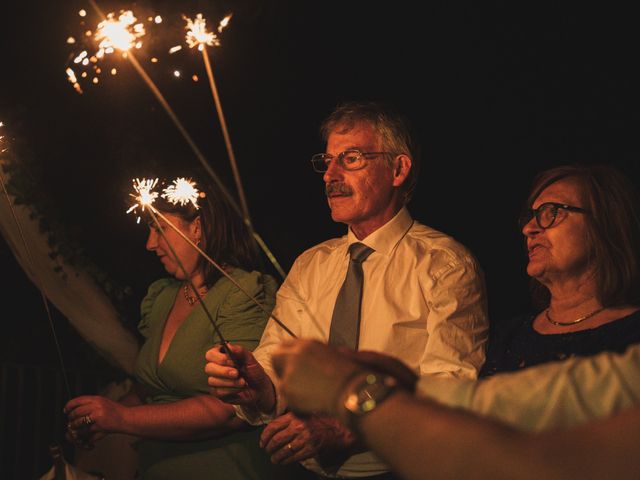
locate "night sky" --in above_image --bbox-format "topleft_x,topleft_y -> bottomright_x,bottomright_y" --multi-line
2,1 -> 639,369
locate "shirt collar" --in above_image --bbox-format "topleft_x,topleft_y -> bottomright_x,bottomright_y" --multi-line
346,207 -> 414,257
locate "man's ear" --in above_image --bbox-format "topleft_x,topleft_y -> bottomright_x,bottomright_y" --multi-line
392,154 -> 412,187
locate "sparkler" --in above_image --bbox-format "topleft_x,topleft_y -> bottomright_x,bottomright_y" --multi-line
126,177 -> 296,340
0,122 -> 72,399
162,177 -> 201,208
126,177 -> 159,223
69,1 -> 286,279
183,14 -> 255,243
182,13 -> 287,279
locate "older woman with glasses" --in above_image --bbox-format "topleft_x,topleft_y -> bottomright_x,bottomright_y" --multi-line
481,164 -> 640,377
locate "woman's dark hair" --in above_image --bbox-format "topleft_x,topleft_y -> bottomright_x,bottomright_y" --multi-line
153,176 -> 258,287
527,164 -> 640,308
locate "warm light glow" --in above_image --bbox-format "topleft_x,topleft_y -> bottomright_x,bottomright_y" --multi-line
162,177 -> 201,209
154,15 -> 162,24
173,70 -> 181,77
95,10 -> 146,53
127,178 -> 159,221
184,14 -> 218,50
218,14 -> 232,33
79,9 -> 87,17
169,45 -> 182,54
110,68 -> 117,75
65,67 -> 83,94
151,57 -> 158,63
192,74 -> 199,82
67,37 -> 76,44
73,51 -> 88,64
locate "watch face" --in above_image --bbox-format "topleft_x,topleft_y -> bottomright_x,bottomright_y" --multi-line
344,373 -> 397,415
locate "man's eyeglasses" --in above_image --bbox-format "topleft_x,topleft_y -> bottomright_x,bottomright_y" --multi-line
310,149 -> 395,173
519,202 -> 587,229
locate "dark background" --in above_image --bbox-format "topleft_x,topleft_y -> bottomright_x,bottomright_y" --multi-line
1,1 -> 639,476
1,0 -> 639,385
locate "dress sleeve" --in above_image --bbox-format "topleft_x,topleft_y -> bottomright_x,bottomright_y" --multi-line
419,252 -> 489,380
138,278 -> 174,338
417,342 -> 640,431
215,272 -> 278,351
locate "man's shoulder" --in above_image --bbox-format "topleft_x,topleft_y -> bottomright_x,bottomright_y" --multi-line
293,236 -> 346,265
407,221 -> 476,260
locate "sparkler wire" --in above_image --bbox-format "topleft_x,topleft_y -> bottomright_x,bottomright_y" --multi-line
0,165 -> 72,400
146,207 -> 241,371
88,0 -> 286,280
152,208 -> 296,339
148,205 -> 294,405
201,48 -> 252,231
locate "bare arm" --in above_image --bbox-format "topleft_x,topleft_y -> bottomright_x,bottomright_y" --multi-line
353,392 -> 640,480
272,339 -> 640,480
65,392 -> 248,443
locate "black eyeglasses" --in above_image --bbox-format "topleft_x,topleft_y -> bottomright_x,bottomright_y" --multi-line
519,202 -> 587,229
310,149 -> 395,173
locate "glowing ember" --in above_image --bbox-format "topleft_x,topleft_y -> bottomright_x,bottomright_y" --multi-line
65,67 -> 83,94
127,178 -> 159,221
218,14 -> 232,33
162,177 -> 201,208
95,10 -> 146,53
184,14 -> 218,51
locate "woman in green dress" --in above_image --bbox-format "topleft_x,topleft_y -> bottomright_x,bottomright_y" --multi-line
65,177 -> 308,479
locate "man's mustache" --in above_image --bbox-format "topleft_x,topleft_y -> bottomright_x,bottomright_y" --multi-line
325,183 -> 352,196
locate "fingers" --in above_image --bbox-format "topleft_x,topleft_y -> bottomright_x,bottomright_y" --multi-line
205,344 -> 248,389
271,439 -> 315,465
260,413 -> 292,449
63,395 -> 95,415
261,413 -> 321,465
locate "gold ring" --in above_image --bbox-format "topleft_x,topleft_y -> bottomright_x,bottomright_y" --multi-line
82,414 -> 95,426
287,443 -> 293,451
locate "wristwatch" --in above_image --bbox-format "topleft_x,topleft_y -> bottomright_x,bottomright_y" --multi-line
342,372 -> 399,422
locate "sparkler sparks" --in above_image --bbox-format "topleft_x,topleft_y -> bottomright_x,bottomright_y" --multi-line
127,178 -> 159,223
184,14 -> 216,51
65,8 -> 156,93
162,177 -> 201,209
184,13 -> 232,51
95,10 -> 146,53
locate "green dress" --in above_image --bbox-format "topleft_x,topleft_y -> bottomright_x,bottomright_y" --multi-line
133,270 -> 305,480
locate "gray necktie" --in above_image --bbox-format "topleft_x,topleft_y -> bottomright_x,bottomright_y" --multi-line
328,242 -> 374,350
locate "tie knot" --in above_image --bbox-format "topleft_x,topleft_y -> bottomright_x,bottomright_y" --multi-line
349,242 -> 374,264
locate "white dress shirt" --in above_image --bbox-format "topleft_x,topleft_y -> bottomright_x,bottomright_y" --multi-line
246,207 -> 489,477
418,342 -> 640,432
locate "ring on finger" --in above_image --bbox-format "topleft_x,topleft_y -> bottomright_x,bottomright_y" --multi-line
82,414 -> 95,426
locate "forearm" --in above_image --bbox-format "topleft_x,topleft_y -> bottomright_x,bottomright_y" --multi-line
354,392 -> 546,480
418,343 -> 640,432
121,395 -> 248,440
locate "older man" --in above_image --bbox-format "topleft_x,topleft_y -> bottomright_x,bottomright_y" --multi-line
205,102 -> 488,479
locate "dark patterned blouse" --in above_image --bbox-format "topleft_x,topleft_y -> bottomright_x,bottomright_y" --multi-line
480,309 -> 640,377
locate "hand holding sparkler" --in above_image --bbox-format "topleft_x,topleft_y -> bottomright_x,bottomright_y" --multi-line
205,343 -> 277,412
